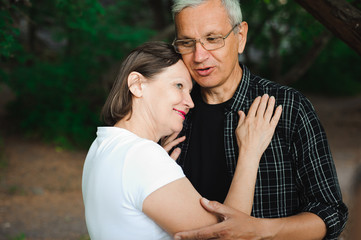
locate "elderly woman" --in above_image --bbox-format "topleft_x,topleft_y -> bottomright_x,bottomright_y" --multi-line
82,41 -> 281,239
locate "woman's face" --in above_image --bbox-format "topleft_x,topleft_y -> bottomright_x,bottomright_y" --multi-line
142,60 -> 194,138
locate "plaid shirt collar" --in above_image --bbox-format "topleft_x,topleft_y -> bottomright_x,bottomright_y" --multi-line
226,64 -> 251,113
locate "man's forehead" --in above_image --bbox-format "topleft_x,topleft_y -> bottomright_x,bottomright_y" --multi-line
175,6 -> 230,37
175,19 -> 231,38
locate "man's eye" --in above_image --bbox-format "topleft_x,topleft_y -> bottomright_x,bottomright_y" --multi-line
180,40 -> 194,47
206,36 -> 221,43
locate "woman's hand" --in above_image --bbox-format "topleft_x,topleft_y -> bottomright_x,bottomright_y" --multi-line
160,132 -> 185,161
236,94 -> 282,160
223,95 -> 282,213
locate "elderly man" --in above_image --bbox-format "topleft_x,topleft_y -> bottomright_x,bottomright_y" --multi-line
171,0 -> 348,239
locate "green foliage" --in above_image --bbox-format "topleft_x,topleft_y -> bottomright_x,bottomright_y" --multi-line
3,0 -> 155,149
0,2 -> 21,85
8,60 -> 101,148
241,0 -> 361,96
0,231 -> 27,240
243,0 -> 324,69
1,0 -> 360,149
0,3 -> 20,59
9,233 -> 26,240
293,39 -> 361,96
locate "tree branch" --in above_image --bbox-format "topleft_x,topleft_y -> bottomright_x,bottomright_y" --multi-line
295,0 -> 361,56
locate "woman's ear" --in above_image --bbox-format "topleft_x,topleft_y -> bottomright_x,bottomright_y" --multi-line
128,72 -> 144,97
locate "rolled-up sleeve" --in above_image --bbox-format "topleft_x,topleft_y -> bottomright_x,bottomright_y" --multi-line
293,96 -> 348,240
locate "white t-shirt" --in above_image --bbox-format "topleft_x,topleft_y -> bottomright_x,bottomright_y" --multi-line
82,127 -> 185,240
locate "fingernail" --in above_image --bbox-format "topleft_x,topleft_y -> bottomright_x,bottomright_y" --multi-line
174,236 -> 181,240
203,197 -> 210,203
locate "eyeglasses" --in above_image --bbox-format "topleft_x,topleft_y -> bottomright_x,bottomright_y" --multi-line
172,24 -> 239,54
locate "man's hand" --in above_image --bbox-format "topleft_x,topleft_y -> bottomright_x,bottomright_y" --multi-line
161,132 -> 185,160
174,198 -> 265,240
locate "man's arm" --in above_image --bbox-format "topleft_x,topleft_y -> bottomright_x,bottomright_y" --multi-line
291,96 -> 348,239
174,198 -> 327,240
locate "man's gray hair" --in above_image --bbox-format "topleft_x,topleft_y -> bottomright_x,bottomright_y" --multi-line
172,0 -> 243,26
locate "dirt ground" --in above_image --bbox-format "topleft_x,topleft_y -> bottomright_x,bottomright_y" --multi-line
0,85 -> 360,239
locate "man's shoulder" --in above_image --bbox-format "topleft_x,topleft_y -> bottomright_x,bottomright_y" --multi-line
248,74 -> 306,103
244,72 -> 317,118
250,74 -> 295,93
240,65 -> 300,97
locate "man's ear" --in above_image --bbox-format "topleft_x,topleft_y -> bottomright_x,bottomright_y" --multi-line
128,71 -> 144,98
237,21 -> 248,55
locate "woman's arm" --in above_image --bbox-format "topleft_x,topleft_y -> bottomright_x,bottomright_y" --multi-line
143,94 -> 282,235
143,177 -> 218,234
225,95 -> 282,214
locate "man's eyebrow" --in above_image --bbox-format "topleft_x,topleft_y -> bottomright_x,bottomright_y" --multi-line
176,34 -> 193,40
177,30 -> 221,39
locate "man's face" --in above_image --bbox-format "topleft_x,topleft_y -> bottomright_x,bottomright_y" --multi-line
175,0 -> 247,91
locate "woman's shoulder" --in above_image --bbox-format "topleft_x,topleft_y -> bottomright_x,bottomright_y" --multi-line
127,138 -> 171,164
96,127 -> 156,149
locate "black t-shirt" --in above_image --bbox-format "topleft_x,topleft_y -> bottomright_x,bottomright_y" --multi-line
182,96 -> 232,202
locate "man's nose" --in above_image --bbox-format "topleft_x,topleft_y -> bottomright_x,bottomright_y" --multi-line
193,41 -> 209,63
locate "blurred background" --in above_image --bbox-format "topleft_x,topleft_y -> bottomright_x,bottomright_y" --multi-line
0,0 -> 360,239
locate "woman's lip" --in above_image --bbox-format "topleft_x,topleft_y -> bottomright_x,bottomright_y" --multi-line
195,67 -> 214,76
173,108 -> 186,119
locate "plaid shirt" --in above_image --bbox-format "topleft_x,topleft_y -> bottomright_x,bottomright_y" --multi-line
177,64 -> 348,240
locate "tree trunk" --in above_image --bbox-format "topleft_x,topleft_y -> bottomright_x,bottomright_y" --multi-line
295,0 -> 361,56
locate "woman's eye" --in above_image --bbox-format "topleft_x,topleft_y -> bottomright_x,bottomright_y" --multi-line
176,83 -> 183,89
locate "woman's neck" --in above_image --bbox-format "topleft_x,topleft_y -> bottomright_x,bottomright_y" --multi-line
114,113 -> 159,142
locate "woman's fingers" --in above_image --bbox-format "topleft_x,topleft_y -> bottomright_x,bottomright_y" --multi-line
161,134 -> 185,161
249,95 -> 280,125
235,95 -> 282,158
247,96 -> 261,117
161,132 -> 185,152
237,110 -> 246,126
255,94 -> 269,118
270,105 -> 282,128
161,132 -> 178,147
169,147 -> 181,161
264,96 -> 276,122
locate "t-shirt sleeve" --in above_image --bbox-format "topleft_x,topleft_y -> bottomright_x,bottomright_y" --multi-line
122,140 -> 185,211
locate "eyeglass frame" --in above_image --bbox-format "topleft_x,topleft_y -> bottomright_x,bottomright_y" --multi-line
172,24 -> 239,54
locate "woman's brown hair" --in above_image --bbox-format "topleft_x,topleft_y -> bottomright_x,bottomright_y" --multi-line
101,41 -> 182,126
